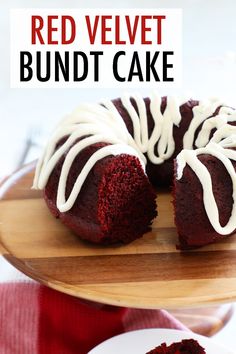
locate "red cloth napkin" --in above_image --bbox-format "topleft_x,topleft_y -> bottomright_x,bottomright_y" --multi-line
0,258 -> 188,354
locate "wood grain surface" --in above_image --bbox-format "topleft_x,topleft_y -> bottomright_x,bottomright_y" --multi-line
1,162 -> 236,309
170,304 -> 233,336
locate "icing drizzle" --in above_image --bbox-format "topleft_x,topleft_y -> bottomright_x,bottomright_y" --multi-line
176,125 -> 236,235
33,93 -> 236,235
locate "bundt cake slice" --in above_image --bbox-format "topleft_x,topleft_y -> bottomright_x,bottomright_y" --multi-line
44,141 -> 157,244
146,339 -> 206,354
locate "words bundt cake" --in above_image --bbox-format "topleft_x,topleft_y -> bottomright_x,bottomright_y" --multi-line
33,92 -> 236,248
146,338 -> 206,353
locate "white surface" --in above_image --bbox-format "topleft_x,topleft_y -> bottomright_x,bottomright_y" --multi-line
88,328 -> 234,354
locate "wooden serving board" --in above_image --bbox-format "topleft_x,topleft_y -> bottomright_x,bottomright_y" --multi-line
1,162 -> 236,309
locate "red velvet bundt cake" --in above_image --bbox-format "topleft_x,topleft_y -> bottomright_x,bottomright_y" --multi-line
146,338 -> 206,353
33,92 -> 236,247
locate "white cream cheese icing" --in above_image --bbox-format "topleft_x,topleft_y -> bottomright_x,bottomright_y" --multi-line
33,92 -> 236,227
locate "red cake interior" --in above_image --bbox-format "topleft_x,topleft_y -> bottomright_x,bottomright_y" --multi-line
98,154 -> 157,243
146,338 -> 206,354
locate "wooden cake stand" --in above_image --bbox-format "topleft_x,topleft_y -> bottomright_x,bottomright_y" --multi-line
0,162 -> 234,335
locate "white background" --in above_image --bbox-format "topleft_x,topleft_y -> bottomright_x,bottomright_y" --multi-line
0,0 -> 236,351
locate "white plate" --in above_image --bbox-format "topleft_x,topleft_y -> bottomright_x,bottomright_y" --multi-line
88,329 -> 234,354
